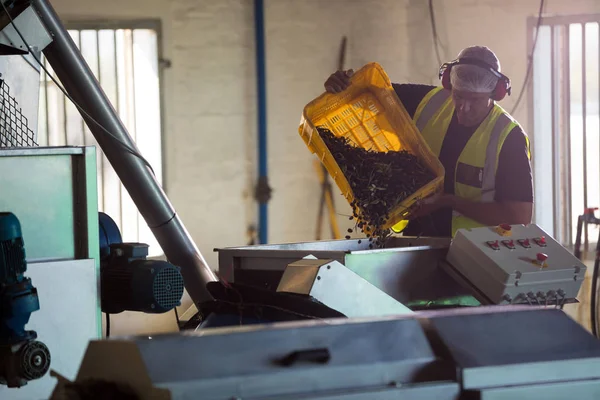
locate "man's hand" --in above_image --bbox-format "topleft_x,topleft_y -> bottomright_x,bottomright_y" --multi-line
324,69 -> 354,93
408,193 -> 454,220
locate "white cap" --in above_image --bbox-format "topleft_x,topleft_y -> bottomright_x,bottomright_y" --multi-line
450,46 -> 501,93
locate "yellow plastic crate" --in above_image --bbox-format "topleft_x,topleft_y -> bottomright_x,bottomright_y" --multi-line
298,62 -> 445,231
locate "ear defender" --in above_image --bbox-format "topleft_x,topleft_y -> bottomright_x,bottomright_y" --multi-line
438,58 -> 512,101
440,63 -> 452,91
491,76 -> 511,101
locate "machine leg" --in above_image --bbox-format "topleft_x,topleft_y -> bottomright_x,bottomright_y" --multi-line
575,215 -> 583,260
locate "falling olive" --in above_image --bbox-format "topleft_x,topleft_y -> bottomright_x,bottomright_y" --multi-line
316,126 -> 434,251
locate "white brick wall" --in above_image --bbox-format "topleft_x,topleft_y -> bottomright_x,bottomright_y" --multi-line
168,0 -> 250,266
48,0 -> 600,335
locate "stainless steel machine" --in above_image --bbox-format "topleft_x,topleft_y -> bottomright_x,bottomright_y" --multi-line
0,1 -> 598,399
214,223 -> 586,312
50,306 -> 600,400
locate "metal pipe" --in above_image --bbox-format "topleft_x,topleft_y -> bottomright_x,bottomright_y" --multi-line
129,29 -> 141,240
61,60 -> 67,145
43,57 -> 49,145
95,29 -> 105,212
113,29 -> 123,230
550,25 -> 558,237
582,24 -> 588,249
564,24 -> 572,246
254,0 -> 268,244
32,0 -> 217,304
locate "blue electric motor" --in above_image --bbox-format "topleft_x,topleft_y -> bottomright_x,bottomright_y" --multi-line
0,212 -> 50,388
99,212 -> 185,314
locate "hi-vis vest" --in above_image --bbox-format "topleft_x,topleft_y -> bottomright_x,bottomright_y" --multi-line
413,87 -> 530,237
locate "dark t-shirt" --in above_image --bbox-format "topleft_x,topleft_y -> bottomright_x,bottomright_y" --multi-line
392,83 -> 533,237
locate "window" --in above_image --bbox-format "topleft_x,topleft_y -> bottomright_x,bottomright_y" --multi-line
530,15 -> 599,252
37,21 -> 164,257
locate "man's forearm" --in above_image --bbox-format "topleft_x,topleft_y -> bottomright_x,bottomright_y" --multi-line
451,196 -> 533,226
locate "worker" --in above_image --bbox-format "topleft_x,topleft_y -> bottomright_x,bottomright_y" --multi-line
324,46 -> 533,238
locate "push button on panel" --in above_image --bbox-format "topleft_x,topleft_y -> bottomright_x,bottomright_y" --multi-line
534,252 -> 549,268
487,240 -> 500,250
533,236 -> 547,247
502,239 -> 515,249
517,238 -> 531,248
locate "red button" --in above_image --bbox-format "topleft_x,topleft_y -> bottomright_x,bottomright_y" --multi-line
487,240 -> 500,250
523,239 -> 530,246
500,224 -> 512,231
539,236 -> 546,245
537,253 -> 548,262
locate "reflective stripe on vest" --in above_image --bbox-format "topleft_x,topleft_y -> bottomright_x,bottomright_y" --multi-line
415,88 -> 451,132
481,113 -> 512,202
412,87 -> 523,237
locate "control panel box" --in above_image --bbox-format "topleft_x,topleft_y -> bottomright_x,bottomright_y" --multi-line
446,224 -> 586,305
